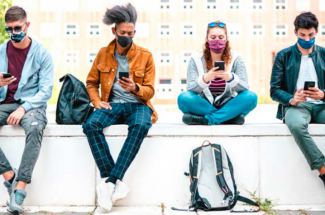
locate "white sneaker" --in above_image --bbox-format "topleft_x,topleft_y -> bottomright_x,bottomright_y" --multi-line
112,180 -> 130,203
96,180 -> 115,211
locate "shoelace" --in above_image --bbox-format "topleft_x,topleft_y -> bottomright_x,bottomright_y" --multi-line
15,192 -> 25,205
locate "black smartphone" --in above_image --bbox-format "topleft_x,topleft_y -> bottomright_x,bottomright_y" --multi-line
119,72 -> 129,80
214,61 -> 225,71
304,81 -> 315,90
2,73 -> 12,78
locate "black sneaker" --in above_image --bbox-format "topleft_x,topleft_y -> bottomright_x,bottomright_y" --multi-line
223,114 -> 245,125
319,174 -> 325,187
182,114 -> 209,125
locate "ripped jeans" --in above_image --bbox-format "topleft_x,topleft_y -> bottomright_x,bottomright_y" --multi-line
0,103 -> 47,183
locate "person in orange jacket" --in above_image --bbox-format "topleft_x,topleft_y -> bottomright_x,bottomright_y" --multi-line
82,3 -> 157,212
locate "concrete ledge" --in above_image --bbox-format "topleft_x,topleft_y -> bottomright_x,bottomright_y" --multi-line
0,124 -> 325,208
2,123 -> 325,137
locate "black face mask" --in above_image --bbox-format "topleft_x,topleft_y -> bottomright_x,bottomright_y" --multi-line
116,33 -> 133,48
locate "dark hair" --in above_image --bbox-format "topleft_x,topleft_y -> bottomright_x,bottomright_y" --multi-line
5,6 -> 27,23
103,3 -> 137,27
294,12 -> 318,32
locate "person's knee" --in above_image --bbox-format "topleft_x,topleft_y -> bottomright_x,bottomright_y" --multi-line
26,123 -> 44,137
239,91 -> 258,108
178,91 -> 196,110
286,119 -> 308,135
131,122 -> 151,134
83,120 -> 102,134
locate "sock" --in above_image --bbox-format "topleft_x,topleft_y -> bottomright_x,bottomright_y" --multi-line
8,173 -> 15,184
106,175 -> 118,184
320,173 -> 325,181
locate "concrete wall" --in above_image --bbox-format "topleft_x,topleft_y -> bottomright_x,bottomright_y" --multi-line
0,124 -> 324,207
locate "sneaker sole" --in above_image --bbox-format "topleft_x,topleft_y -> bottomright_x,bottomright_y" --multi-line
96,185 -> 112,212
7,207 -> 23,215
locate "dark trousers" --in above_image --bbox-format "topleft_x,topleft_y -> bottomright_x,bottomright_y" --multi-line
83,103 -> 152,179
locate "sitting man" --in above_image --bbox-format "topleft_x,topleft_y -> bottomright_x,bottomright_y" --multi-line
0,6 -> 54,214
270,12 -> 325,186
83,3 -> 158,212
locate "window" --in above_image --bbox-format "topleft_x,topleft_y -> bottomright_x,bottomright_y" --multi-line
206,0 -> 217,10
64,51 -> 79,66
181,23 -> 195,37
320,25 -> 325,37
296,0 -> 309,11
87,52 -> 97,66
160,0 -> 172,10
158,51 -> 173,65
134,0 -> 156,11
320,0 -> 325,11
180,79 -> 187,93
251,24 -> 265,37
40,23 -> 56,38
64,0 -> 79,11
14,0 -> 32,10
274,24 -> 288,37
229,0 -> 240,10
252,0 -> 263,10
181,0 -> 195,11
87,24 -> 102,37
228,24 -> 242,37
181,51 -> 193,65
65,24 -> 79,37
135,23 -> 150,38
274,0 -> 287,10
157,79 -> 174,99
158,23 -> 172,38
40,0 -> 59,11
87,0 -> 104,11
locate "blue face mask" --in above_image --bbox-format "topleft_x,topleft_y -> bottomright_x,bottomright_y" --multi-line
9,31 -> 27,43
297,37 -> 315,50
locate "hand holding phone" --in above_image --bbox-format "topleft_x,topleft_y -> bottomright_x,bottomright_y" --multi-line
304,81 -> 315,91
0,73 -> 16,87
119,72 -> 129,80
214,61 -> 225,71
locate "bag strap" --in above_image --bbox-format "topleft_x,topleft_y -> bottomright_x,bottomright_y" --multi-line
213,144 -> 234,201
237,195 -> 259,207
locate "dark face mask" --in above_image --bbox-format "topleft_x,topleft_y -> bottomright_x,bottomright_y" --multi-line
116,32 -> 133,48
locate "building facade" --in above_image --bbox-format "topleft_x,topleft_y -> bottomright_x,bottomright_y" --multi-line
12,0 -> 325,105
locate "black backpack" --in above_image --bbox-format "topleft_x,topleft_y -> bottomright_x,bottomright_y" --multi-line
56,74 -> 94,125
172,141 -> 259,212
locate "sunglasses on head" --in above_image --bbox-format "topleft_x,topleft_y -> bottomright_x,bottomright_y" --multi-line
5,23 -> 26,33
208,22 -> 226,28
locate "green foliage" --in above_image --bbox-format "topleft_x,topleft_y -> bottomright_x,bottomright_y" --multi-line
247,190 -> 277,215
257,95 -> 276,104
0,0 -> 12,44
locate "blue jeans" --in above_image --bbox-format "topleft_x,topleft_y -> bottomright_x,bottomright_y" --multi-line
83,103 -> 152,179
178,91 -> 258,125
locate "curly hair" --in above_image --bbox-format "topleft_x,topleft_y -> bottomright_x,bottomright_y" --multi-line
203,21 -> 232,71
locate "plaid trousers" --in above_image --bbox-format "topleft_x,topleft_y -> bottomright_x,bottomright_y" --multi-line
83,103 -> 152,179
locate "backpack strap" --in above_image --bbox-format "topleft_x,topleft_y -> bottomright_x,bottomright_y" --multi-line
237,195 -> 259,207
212,144 -> 234,207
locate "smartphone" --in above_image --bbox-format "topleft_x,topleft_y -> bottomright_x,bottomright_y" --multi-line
2,73 -> 12,78
119,72 -> 129,80
304,81 -> 315,90
214,61 -> 225,71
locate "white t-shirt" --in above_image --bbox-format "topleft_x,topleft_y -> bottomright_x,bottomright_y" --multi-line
296,55 -> 324,104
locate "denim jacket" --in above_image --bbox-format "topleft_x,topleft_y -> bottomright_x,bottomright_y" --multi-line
0,39 -> 54,111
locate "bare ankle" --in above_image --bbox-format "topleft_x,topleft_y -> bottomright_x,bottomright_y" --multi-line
2,170 -> 14,181
318,165 -> 325,176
